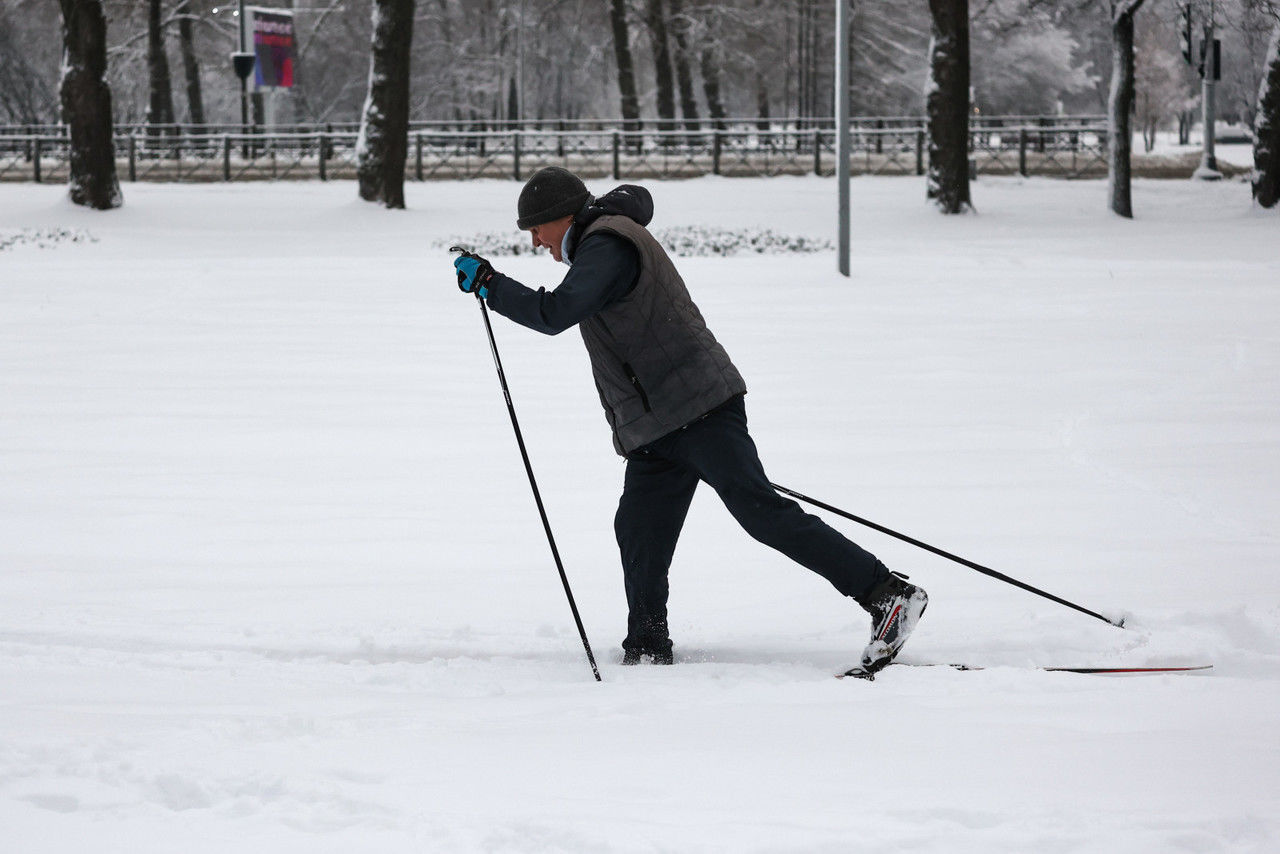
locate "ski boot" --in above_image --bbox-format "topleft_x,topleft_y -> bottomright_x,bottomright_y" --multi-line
856,570 -> 928,677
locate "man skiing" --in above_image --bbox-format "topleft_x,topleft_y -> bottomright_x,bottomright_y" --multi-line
453,166 -> 927,675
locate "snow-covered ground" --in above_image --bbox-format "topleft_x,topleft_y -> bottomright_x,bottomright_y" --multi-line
2,175 -> 1278,852
1146,127 -> 1255,169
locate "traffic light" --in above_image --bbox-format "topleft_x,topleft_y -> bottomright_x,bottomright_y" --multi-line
1197,34 -> 1222,80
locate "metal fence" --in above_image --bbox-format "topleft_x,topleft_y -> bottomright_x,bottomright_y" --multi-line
0,115 -> 1106,139
0,122 -> 1110,184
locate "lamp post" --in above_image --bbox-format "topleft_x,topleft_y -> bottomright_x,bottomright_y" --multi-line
230,0 -> 255,132
835,0 -> 850,277
1193,1 -> 1223,180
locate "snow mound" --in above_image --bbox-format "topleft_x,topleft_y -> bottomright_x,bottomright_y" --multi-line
439,226 -> 832,258
3,177 -> 1278,854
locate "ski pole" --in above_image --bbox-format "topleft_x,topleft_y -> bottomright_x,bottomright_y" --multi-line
770,482 -> 1126,629
462,259 -> 602,681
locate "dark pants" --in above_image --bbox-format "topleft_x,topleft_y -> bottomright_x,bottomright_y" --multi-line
614,396 -> 888,655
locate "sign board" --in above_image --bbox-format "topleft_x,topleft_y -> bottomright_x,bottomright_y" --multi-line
248,7 -> 295,90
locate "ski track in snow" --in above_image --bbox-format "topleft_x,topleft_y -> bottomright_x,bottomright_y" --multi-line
1,176 -> 1278,853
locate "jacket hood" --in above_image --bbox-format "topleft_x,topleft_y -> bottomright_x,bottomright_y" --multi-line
567,184 -> 653,260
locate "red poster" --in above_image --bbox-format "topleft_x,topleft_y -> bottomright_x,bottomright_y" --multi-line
250,8 -> 295,89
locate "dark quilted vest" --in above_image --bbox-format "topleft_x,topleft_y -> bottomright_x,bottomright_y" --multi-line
578,215 -> 746,455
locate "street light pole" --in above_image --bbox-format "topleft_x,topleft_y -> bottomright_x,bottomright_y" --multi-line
229,1 -> 256,155
835,0 -> 851,277
1194,1 -> 1223,180
229,0 -> 256,131
238,0 -> 247,128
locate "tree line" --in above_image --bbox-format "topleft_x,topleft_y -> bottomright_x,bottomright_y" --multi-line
6,1 -> 1274,126
19,0 -> 1280,210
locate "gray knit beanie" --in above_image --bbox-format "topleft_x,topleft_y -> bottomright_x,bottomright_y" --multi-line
516,166 -> 592,229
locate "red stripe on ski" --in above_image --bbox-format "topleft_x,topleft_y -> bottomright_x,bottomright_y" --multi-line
838,663 -> 1213,679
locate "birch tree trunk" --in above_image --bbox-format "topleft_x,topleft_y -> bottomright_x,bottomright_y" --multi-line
1252,21 -> 1280,208
1107,0 -> 1143,218
58,0 -> 121,210
926,0 -> 971,213
356,0 -> 415,209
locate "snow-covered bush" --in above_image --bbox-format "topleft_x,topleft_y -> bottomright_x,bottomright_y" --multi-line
439,227 -> 833,258
0,228 -> 97,252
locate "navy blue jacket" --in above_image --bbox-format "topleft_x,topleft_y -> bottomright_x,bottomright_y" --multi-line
485,233 -> 639,335
484,185 -> 745,454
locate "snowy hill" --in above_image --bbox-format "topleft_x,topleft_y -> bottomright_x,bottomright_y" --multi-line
2,176 -> 1278,852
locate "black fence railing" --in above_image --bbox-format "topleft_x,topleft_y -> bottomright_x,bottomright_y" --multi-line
0,115 -> 1107,139
0,124 -> 1111,184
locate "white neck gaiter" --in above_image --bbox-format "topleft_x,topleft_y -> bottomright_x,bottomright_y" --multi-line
560,227 -> 574,266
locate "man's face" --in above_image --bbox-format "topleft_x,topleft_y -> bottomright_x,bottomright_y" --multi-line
525,215 -> 574,262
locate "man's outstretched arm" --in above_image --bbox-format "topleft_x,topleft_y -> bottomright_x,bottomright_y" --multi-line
484,233 -> 640,335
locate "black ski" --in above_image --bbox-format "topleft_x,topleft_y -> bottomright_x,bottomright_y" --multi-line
837,662 -> 1213,680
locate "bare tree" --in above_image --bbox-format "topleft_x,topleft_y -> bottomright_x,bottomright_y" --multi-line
797,0 -> 814,123
0,1 -> 60,123
8,0 -> 1129,133
755,71 -> 770,130
699,47 -> 727,128
357,0 -> 415,209
292,0 -> 371,122
849,1 -> 929,115
1108,0 -> 1146,218
969,0 -> 1092,115
175,0 -> 204,126
667,0 -> 701,131
645,0 -> 678,132
608,0 -> 642,127
926,0 -> 972,213
1135,13 -> 1188,153
59,0 -> 122,209
696,8 -> 728,130
146,0 -> 175,129
1254,19 -> 1280,206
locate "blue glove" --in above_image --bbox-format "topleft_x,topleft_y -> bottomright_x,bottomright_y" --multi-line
453,251 -> 496,299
